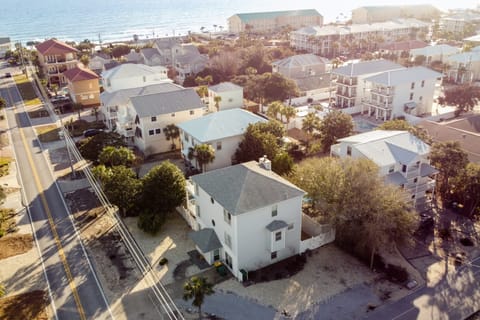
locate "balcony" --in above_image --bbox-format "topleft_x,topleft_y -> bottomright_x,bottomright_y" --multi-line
336,77 -> 358,86
362,99 -> 392,110
336,89 -> 355,98
370,87 -> 394,96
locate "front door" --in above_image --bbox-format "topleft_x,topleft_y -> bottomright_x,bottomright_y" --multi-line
213,249 -> 220,261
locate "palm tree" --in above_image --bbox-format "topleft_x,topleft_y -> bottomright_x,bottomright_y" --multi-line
266,101 -> 283,121
72,102 -> 83,120
193,144 -> 215,172
164,124 -> 180,150
281,105 -> 296,128
213,96 -> 222,111
183,276 -> 214,320
302,112 -> 321,147
0,97 -> 6,111
213,24 -> 217,32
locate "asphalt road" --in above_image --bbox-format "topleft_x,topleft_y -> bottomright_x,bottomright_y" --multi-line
1,66 -> 113,320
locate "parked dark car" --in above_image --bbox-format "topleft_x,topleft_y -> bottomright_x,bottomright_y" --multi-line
83,129 -> 103,137
4,72 -> 11,78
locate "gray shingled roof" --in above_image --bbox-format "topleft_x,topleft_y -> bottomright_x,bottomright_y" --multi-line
189,228 -> 222,253
420,163 -> 438,177
191,161 -> 305,216
209,82 -> 243,93
130,88 -> 204,117
332,60 -> 404,77
266,220 -> 288,232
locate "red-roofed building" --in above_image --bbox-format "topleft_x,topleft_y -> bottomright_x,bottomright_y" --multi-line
63,67 -> 100,106
36,39 -> 79,86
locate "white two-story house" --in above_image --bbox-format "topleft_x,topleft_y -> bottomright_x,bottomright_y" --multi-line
185,158 -> 306,281
101,63 -> 171,93
331,130 -> 438,207
331,60 -> 404,113
177,109 -> 267,171
120,88 -> 205,155
207,82 -> 244,112
361,66 -> 442,121
100,82 -> 184,130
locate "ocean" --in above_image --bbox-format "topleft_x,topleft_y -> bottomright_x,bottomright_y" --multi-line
0,0 -> 475,45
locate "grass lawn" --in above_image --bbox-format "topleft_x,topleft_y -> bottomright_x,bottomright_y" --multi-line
35,125 -> 60,143
0,157 -> 11,177
0,290 -> 48,320
13,75 -> 41,106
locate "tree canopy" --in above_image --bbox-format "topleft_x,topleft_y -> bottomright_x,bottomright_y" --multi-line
319,111 -> 354,152
92,165 -> 142,216
189,144 -> 216,172
78,132 -> 126,162
98,146 -> 135,167
429,141 -> 469,203
289,157 -> 417,268
377,119 -> 432,144
232,72 -> 298,104
437,84 -> 480,117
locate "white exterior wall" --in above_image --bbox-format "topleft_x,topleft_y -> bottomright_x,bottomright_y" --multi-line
192,180 -> 303,281
180,133 -> 242,171
131,106 -> 203,155
234,197 -> 302,280
208,90 -> 244,111
390,78 -> 437,117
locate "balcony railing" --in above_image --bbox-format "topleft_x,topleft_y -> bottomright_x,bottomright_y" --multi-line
370,88 -> 394,96
336,78 -> 358,86
362,100 -> 392,110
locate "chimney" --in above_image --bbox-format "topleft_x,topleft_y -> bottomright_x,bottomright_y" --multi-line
259,155 -> 271,171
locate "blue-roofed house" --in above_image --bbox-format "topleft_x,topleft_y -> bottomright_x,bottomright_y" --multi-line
330,130 -> 437,207
228,9 -> 323,34
177,108 -> 267,171
207,82 -> 244,111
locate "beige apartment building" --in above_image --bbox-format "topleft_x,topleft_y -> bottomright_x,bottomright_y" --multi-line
228,9 -> 323,33
36,39 -> 79,86
352,5 -> 440,24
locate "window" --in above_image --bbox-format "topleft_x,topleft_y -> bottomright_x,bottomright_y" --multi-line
271,251 -> 277,259
419,96 -> 423,102
271,205 -> 278,217
190,110 -> 194,115
224,232 -> 232,248
225,252 -> 232,268
347,146 -> 352,156
155,128 -> 161,134
275,231 -> 282,241
421,80 -> 425,87
287,223 -> 294,230
216,141 -> 222,150
143,76 -> 146,82
413,178 -> 418,183
224,209 -> 231,225
151,116 -> 157,122
211,197 -> 214,204
211,219 -> 215,226
171,113 -> 175,117
196,205 -> 200,217
409,93 -> 414,100
411,194 -> 416,199
402,165 -> 407,172
388,165 -> 394,173
184,132 -> 189,142
148,129 -> 154,136
411,82 -> 415,89
194,183 -> 199,196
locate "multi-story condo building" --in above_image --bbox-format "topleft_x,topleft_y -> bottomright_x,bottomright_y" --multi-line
291,19 -> 430,57
0,37 -> 11,59
445,50 -> 480,84
207,82 -> 244,112
331,130 -> 438,207
330,59 -> 404,112
439,10 -> 480,36
36,39 -> 79,86
352,5 -> 440,24
361,66 -> 442,121
228,9 -> 323,34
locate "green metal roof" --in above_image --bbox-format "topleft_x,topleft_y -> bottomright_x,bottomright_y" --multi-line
232,9 -> 321,23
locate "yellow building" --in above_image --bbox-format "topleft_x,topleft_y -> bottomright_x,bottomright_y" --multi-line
63,67 -> 100,107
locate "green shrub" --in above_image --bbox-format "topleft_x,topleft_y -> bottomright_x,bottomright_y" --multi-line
385,264 -> 409,283
137,211 -> 165,235
159,257 -> 168,266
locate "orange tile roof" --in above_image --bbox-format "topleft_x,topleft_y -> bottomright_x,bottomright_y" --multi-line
63,67 -> 99,82
36,39 -> 79,55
